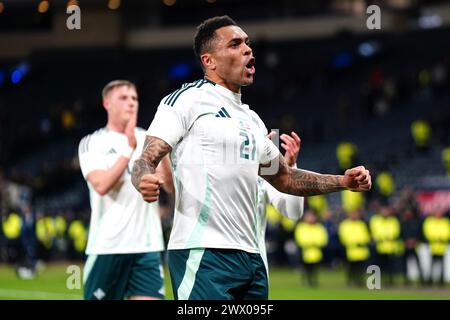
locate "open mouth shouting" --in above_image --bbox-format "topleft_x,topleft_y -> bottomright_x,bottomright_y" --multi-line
245,57 -> 256,75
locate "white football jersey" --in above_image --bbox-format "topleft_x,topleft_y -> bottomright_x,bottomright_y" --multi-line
78,127 -> 164,254
147,79 -> 280,253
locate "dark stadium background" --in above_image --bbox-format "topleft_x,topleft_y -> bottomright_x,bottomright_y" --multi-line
0,0 -> 449,300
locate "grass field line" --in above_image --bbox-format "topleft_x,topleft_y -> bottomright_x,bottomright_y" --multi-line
0,288 -> 82,300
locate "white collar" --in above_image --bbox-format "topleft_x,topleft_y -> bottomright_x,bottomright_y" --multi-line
212,82 -> 242,105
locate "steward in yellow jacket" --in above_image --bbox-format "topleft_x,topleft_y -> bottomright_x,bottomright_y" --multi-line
338,210 -> 371,287
370,205 -> 402,285
423,210 -> 450,285
295,211 -> 328,287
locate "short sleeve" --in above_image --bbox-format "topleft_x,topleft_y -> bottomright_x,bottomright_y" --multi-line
146,101 -> 187,148
78,136 -> 108,179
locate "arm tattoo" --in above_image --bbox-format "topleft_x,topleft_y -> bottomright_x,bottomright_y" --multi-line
131,136 -> 171,191
261,155 -> 345,196
286,168 -> 344,196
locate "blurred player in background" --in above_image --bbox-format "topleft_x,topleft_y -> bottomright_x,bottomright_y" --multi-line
257,131 -> 304,275
132,16 -> 371,300
78,80 -> 173,300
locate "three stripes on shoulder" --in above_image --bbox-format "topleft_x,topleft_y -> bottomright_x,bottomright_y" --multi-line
163,79 -> 210,107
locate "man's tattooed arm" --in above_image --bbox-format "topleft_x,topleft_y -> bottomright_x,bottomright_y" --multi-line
260,154 -> 345,196
131,136 -> 172,191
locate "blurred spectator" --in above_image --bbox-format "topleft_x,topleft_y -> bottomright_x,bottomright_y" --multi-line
265,204 -> 282,265
442,147 -> 450,177
280,213 -> 298,267
422,210 -> 450,286
418,69 -> 432,98
67,218 -> 87,261
54,213 -> 68,259
321,211 -> 341,268
396,186 -> 420,216
307,195 -> 328,217
336,142 -> 357,173
2,210 -> 22,264
295,211 -> 328,287
400,208 -> 425,286
19,205 -> 37,276
338,210 -> 371,287
341,190 -> 365,216
1,174 -> 32,213
374,171 -> 396,203
369,205 -> 403,286
411,120 -> 431,153
35,212 -> 56,262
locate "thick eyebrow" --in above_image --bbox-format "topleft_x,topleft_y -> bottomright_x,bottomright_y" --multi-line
227,36 -> 250,45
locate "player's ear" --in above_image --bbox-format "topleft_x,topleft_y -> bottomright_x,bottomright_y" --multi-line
201,53 -> 216,71
102,98 -> 110,111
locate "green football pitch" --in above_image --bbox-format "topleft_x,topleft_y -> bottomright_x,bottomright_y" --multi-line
0,263 -> 449,300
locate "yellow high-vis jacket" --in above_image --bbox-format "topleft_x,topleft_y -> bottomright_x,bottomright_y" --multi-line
370,214 -> 403,255
423,216 -> 450,256
339,219 -> 371,262
2,212 -> 22,240
295,222 -> 328,264
68,220 -> 87,253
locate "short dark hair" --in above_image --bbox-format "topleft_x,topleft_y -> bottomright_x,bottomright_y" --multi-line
193,15 -> 237,65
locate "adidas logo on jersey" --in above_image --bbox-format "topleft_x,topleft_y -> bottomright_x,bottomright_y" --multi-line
107,148 -> 117,154
215,107 -> 231,118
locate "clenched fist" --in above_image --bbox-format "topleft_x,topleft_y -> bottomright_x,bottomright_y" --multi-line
342,166 -> 372,192
139,173 -> 164,202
